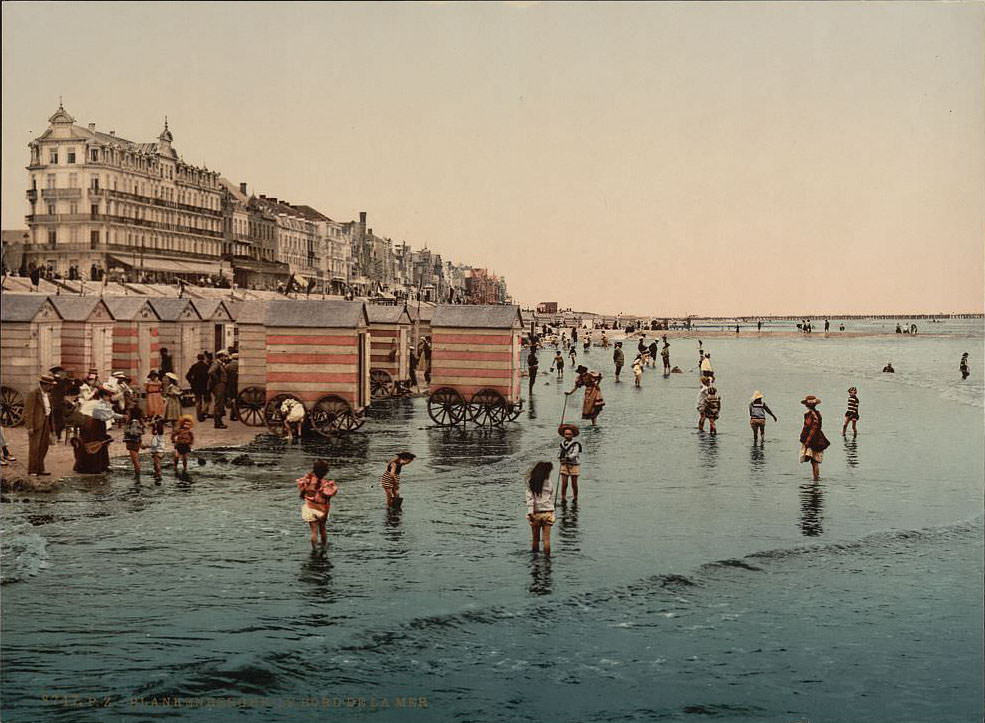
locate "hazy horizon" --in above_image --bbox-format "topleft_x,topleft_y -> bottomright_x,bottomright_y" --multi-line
2,2 -> 983,316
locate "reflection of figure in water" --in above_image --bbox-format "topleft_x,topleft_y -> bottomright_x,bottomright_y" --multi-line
297,458 -> 338,549
748,391 -> 777,443
960,353 -> 969,380
842,386 -> 860,436
567,365 -> 604,427
799,482 -> 824,537
529,554 -> 553,596
843,435 -> 859,468
525,461 -> 555,555
381,452 -> 416,508
799,395 -> 829,482
557,497 -> 579,549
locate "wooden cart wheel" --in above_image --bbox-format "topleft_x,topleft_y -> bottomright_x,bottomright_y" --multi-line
506,399 -> 523,422
0,386 -> 25,427
426,387 -> 467,427
237,386 -> 267,427
468,388 -> 508,427
310,394 -> 364,436
264,393 -> 304,435
370,368 -> 394,399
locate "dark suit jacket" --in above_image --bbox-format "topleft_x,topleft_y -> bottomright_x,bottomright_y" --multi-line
23,387 -> 52,434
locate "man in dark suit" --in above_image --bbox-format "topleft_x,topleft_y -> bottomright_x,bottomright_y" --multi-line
25,374 -> 56,476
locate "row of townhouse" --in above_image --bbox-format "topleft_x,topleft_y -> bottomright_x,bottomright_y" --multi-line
11,104 -> 508,303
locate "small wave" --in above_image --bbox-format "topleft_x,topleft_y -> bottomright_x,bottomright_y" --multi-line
1,520 -> 49,584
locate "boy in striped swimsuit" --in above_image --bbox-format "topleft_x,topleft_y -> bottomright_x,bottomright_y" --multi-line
842,387 -> 860,436
382,452 -> 416,508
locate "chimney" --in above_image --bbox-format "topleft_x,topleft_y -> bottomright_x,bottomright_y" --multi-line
239,182 -> 247,195
359,211 -> 367,224
109,130 -> 115,136
88,122 -> 96,132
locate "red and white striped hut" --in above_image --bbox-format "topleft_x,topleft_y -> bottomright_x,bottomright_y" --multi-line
236,299 -> 371,435
48,296 -> 115,381
104,297 -> 161,384
0,295 -> 62,426
366,304 -> 412,398
427,305 -> 524,427
190,298 -> 236,356
146,299 -> 203,379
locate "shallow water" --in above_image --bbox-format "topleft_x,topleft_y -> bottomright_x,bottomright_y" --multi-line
2,321 -> 982,722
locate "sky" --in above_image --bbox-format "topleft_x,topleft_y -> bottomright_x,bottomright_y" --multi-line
2,1 -> 983,316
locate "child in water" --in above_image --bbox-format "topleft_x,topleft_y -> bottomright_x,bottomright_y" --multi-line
381,452 -> 416,508
632,355 -> 644,387
148,418 -> 166,480
526,461 -> 555,554
701,386 -> 721,435
553,350 -> 565,379
297,458 -> 338,548
842,386 -> 860,436
171,415 -> 195,473
123,406 -> 144,476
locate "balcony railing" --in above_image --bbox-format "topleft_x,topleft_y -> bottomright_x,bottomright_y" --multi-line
41,188 -> 83,200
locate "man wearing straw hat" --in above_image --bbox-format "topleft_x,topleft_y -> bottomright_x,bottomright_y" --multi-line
24,374 -> 56,476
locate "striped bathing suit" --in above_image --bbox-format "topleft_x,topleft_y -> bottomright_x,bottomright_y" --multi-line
845,394 -> 859,420
381,460 -> 402,492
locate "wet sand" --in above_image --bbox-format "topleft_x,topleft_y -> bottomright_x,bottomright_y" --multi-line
1,419 -> 263,492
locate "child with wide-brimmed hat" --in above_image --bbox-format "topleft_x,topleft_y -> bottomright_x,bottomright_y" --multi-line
171,414 -> 195,473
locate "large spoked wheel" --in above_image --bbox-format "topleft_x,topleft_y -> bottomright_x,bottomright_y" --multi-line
0,386 -> 25,427
237,386 -> 267,427
506,399 -> 523,422
310,394 -> 365,437
468,388 -> 508,427
427,387 -> 467,427
264,393 -> 304,435
370,369 -> 394,399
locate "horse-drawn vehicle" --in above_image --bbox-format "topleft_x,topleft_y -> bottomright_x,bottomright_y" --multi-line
425,305 -> 524,427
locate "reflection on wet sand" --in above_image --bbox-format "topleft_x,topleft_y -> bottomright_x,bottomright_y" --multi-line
698,433 -> 718,470
799,482 -> 824,537
749,443 -> 765,474
427,427 -> 518,468
299,548 -> 334,603
557,499 -> 580,552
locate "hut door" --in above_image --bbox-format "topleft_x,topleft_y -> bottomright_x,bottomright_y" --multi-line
93,326 -> 113,379
38,324 -> 56,374
182,325 -> 198,374
214,324 -> 223,352
138,324 -> 152,382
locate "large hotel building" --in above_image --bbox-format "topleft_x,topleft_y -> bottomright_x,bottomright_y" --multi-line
24,104 -> 228,282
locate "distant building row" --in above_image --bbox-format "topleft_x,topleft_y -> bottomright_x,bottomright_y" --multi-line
10,104 -> 508,304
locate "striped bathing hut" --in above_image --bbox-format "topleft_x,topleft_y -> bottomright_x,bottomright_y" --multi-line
48,296 -> 115,381
104,297 -> 161,384
190,299 -> 236,357
227,300 -> 266,426
367,304 -> 412,398
0,295 -> 63,426
427,305 -> 524,427
146,299 -> 203,380
235,299 -> 371,435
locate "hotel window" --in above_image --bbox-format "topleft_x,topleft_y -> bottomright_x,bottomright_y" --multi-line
91,230 -> 100,245
49,149 -> 59,164
67,148 -> 76,164
90,148 -> 99,162
48,230 -> 56,244
70,202 -> 78,214
47,203 -> 56,216
47,174 -> 56,189
91,176 -> 100,190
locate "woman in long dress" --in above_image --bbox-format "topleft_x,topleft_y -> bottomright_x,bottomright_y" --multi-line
163,372 -> 183,426
71,388 -> 119,474
144,371 -> 165,418
566,365 -> 605,427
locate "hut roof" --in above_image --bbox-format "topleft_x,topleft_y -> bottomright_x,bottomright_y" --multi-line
190,298 -> 231,320
408,303 -> 437,322
147,298 -> 200,322
265,300 -> 368,328
431,305 -> 523,329
104,297 -> 159,321
227,300 -> 266,324
0,294 -> 52,322
367,305 -> 412,325
48,296 -> 109,321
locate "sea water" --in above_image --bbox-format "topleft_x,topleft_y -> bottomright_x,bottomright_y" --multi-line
2,321 -> 982,722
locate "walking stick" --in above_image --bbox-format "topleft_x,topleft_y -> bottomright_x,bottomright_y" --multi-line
554,391 -> 570,505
